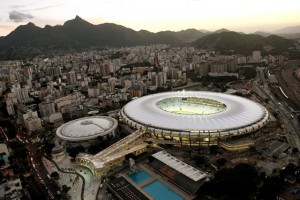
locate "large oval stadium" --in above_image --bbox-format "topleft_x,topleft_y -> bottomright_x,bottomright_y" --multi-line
120,91 -> 270,146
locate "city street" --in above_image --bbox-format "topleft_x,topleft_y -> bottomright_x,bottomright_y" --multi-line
254,68 -> 300,150
17,129 -> 60,200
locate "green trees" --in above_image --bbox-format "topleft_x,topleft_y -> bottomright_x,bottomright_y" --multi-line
67,145 -> 85,159
51,171 -> 60,180
209,145 -> 221,155
202,163 -> 258,199
216,158 -> 227,167
194,155 -> 208,166
258,176 -> 284,200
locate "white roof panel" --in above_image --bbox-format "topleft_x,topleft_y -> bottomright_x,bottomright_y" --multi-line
56,116 -> 118,141
152,151 -> 207,181
122,91 -> 269,135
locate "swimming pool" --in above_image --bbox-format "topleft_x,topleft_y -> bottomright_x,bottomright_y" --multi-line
143,180 -> 183,200
128,170 -> 152,184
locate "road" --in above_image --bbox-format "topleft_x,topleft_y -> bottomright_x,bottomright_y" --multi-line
172,82 -> 202,91
272,61 -> 300,108
254,67 -> 300,150
16,129 -> 61,200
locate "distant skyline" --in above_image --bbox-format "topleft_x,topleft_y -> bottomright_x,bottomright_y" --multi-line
1,0 -> 300,36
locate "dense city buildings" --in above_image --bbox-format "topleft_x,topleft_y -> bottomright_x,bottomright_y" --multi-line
0,43 -> 300,200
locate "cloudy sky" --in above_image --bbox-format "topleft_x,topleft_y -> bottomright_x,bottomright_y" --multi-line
1,0 -> 300,36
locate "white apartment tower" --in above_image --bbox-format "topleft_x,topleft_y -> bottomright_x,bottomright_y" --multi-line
39,102 -> 56,118
67,70 -> 77,84
252,51 -> 261,61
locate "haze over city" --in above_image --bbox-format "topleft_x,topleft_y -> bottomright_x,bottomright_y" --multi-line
1,0 -> 300,36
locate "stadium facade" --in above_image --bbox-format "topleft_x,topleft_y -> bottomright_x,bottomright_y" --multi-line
120,91 -> 270,146
74,91 -> 270,178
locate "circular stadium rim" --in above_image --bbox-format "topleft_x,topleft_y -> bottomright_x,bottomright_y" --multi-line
120,91 -> 269,136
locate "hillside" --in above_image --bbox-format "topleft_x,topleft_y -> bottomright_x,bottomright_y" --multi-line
0,16 -> 181,60
166,29 -> 207,43
0,16 -> 297,60
275,25 -> 300,34
194,31 -> 295,55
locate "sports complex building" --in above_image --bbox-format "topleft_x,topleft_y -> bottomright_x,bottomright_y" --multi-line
56,116 -> 118,142
70,91 -> 270,178
120,91 -> 270,147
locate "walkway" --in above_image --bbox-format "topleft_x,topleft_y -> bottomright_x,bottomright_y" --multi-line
43,152 -> 105,200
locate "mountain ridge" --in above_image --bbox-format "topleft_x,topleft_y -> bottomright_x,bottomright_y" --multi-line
0,16 -> 297,60
275,25 -> 300,34
194,31 -> 295,55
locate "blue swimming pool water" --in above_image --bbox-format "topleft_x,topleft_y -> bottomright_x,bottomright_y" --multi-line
128,170 -> 152,184
143,180 -> 183,200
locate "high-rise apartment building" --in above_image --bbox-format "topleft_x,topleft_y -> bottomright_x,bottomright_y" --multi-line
197,63 -> 209,76
39,101 -> 56,117
67,70 -> 77,84
210,62 -> 227,73
252,51 -> 261,61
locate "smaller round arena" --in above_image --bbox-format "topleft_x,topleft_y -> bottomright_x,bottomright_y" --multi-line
56,116 -> 118,142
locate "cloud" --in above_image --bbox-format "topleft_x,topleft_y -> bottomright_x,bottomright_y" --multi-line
31,5 -> 63,11
18,4 -> 63,12
9,11 -> 34,22
10,5 -> 26,9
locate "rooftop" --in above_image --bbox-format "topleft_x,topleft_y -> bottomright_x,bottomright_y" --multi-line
152,151 -> 207,182
122,91 -> 269,135
107,177 -> 149,200
56,116 -> 118,141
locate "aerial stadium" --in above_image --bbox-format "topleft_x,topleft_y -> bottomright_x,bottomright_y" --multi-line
75,91 -> 270,177
56,116 -> 118,142
120,91 -> 270,146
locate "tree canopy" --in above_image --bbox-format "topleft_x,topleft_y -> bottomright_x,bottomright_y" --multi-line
202,163 -> 258,199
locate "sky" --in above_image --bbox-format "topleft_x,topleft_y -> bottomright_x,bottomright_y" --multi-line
1,0 -> 300,36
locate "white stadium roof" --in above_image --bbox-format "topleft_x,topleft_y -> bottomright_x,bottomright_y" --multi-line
121,91 -> 269,135
56,116 -> 118,141
152,151 -> 207,181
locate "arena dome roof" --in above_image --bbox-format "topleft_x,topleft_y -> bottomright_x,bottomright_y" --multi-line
121,91 -> 269,136
56,116 -> 118,141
